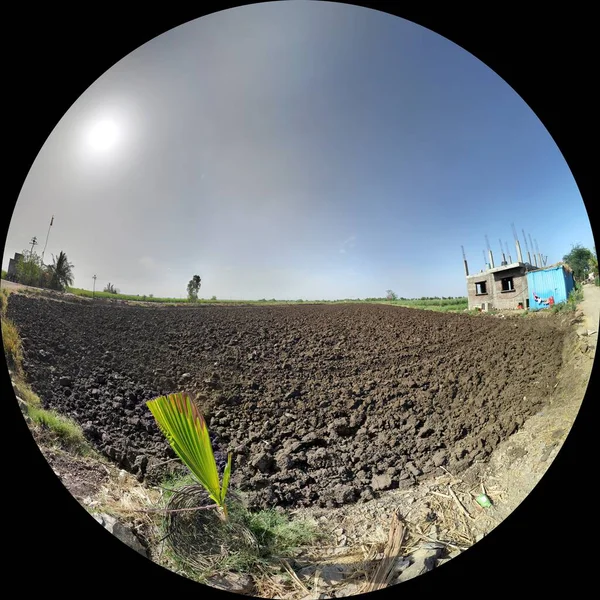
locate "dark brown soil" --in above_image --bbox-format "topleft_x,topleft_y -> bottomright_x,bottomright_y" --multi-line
6,294 -> 568,510
43,448 -> 110,501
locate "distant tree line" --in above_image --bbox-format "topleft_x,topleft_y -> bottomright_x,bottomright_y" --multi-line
367,292 -> 466,302
104,282 -> 120,294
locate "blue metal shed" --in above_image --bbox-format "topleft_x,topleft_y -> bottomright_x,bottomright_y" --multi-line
527,265 -> 575,310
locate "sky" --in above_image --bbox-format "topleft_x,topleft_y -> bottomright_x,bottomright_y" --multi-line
3,1 -> 595,300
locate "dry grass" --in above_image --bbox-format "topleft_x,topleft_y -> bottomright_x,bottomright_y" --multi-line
13,378 -> 42,407
0,287 -> 8,314
2,286 -> 24,375
2,316 -> 23,375
361,511 -> 405,593
91,470 -> 163,537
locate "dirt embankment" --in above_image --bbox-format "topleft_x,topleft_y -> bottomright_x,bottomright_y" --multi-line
6,294 -> 569,510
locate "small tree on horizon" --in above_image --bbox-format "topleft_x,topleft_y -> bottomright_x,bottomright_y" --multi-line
104,282 -> 119,294
187,274 -> 201,302
386,290 -> 398,301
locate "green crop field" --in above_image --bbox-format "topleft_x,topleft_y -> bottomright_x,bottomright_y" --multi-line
65,287 -> 467,312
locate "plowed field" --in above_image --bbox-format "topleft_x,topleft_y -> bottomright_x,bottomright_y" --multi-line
7,295 -> 567,509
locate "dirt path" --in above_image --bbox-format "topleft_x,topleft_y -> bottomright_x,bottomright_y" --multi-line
579,283 -> 600,333
1,279 -> 29,291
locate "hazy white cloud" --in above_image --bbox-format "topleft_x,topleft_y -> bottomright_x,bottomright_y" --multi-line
340,235 -> 357,254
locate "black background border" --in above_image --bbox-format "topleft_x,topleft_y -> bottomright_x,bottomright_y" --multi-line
5,2 -> 597,596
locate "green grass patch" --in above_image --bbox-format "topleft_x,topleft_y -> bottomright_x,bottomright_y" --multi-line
66,286 -> 468,311
28,405 -> 91,455
377,297 -> 468,312
242,506 -> 321,556
67,287 -> 186,303
552,285 -> 584,313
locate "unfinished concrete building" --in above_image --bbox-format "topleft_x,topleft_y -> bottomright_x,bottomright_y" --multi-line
464,238 -> 539,311
6,252 -> 24,281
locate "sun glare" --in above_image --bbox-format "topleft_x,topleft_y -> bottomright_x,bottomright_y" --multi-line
87,119 -> 119,151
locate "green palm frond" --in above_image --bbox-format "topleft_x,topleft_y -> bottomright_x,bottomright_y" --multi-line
147,392 -> 232,513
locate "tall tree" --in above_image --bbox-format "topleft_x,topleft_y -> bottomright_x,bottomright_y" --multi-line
187,274 -> 201,302
15,250 -> 45,287
563,244 -> 594,281
49,251 -> 74,291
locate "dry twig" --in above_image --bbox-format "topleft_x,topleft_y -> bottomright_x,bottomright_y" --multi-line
281,560 -> 311,596
448,485 -> 474,521
361,510 -> 406,594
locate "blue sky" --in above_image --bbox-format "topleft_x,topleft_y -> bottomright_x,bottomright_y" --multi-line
3,2 -> 594,299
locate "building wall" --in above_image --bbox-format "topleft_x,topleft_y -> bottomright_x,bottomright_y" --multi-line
7,253 -> 23,277
467,266 -> 530,310
467,273 -> 493,310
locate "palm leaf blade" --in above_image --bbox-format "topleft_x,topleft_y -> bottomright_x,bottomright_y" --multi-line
220,453 -> 233,505
147,393 -> 224,504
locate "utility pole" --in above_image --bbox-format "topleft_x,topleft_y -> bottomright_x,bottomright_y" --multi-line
41,215 -> 54,264
93,274 -> 97,299
29,236 -> 38,257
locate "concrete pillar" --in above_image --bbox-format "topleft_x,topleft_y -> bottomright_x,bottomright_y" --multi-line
488,250 -> 495,269
515,240 -> 523,263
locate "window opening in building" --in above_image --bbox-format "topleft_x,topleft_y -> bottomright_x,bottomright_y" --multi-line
476,281 -> 487,295
501,276 -> 514,292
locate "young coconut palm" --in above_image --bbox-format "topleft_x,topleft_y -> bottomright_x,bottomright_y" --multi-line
49,251 -> 75,291
147,392 -> 232,520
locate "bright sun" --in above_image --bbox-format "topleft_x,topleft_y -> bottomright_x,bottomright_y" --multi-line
88,119 -> 119,151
